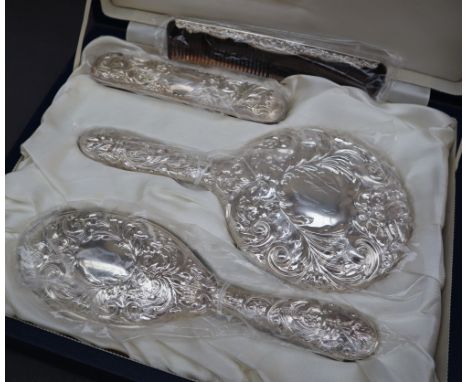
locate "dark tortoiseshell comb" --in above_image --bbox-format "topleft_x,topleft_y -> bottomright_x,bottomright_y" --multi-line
167,19 -> 388,98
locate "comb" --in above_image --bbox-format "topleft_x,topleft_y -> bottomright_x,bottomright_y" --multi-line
167,19 -> 388,98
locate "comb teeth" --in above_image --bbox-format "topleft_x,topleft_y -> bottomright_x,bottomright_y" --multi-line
167,22 -> 274,79
166,20 -> 388,97
170,43 -> 271,78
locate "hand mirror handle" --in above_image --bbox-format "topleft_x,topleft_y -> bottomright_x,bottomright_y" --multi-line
79,128 -> 211,185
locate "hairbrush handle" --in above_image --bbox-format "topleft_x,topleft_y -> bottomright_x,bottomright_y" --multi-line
218,284 -> 378,361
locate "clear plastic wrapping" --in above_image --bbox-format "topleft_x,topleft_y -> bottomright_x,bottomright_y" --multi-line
86,48 -> 289,124
84,18 -> 403,127
5,34 -> 456,382
17,206 -> 378,361
78,126 -> 412,292
153,18 -> 399,100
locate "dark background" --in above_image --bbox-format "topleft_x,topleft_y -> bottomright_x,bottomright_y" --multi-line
5,0 -> 461,381
6,0 -> 114,380
6,1 -> 133,381
6,0 -> 85,159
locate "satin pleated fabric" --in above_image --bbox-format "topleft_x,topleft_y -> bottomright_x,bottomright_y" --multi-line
6,37 -> 455,382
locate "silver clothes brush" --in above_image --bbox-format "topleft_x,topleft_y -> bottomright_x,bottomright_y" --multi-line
18,208 -> 378,361
79,127 -> 412,291
90,52 -> 289,123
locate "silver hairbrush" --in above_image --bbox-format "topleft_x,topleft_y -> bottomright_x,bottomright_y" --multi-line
18,208 -> 378,361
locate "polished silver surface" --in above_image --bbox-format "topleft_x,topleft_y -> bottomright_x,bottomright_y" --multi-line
18,208 -> 378,361
90,52 -> 289,123
175,19 -> 380,70
79,127 -> 412,291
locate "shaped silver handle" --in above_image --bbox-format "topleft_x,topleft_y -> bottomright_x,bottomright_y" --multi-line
79,127 -> 211,185
219,284 -> 378,361
18,208 -> 379,361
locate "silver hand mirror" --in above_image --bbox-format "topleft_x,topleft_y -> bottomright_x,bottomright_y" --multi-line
18,208 -> 378,361
79,127 -> 412,291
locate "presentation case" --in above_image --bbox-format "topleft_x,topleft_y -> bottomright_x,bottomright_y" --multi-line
6,0 -> 461,381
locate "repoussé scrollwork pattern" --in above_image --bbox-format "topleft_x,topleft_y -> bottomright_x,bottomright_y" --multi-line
78,128 -> 412,291
18,209 -> 217,324
90,52 -> 289,123
18,208 -> 378,360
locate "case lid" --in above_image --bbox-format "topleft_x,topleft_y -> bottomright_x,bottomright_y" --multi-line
100,0 -> 461,95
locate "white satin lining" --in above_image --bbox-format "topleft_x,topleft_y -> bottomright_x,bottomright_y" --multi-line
6,36 -> 455,382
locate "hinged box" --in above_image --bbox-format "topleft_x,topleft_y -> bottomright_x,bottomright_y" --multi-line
6,0 -> 461,381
